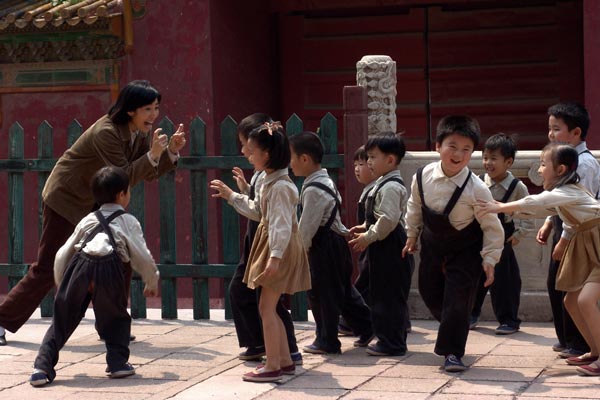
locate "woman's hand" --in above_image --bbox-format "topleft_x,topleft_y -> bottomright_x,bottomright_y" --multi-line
150,128 -> 168,161
232,167 -> 249,194
168,124 -> 186,154
210,179 -> 234,200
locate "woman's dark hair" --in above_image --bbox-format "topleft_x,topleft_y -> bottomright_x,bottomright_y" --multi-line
248,122 -> 291,170
108,80 -> 161,125
365,131 -> 406,165
238,113 -> 272,140
91,166 -> 130,205
542,143 -> 579,188
289,131 -> 324,164
436,115 -> 481,149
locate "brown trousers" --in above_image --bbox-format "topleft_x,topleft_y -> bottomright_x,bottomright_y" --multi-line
0,203 -> 75,333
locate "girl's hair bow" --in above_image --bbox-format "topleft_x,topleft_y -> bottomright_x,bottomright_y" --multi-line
263,121 -> 283,135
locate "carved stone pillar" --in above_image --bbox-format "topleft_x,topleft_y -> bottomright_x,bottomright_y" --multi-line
356,55 -> 397,135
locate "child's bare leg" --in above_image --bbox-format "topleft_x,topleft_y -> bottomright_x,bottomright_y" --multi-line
259,287 -> 283,371
564,290 -> 596,355
576,283 -> 600,355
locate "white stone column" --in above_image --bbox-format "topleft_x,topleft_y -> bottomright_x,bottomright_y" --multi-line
356,55 -> 397,135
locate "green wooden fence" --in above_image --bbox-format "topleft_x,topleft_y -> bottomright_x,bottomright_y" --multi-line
0,112 -> 344,321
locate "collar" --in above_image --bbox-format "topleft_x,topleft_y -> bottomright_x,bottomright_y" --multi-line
376,169 -> 402,185
484,171 -> 515,190
262,168 -> 289,185
99,203 -> 126,213
303,168 -> 329,186
574,141 -> 588,154
432,161 -> 470,187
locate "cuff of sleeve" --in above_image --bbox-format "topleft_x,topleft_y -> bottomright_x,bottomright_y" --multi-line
167,148 -> 179,163
227,192 -> 241,205
363,230 -> 377,244
146,152 -> 159,167
483,257 -> 497,268
270,250 -> 284,259
561,230 -> 574,240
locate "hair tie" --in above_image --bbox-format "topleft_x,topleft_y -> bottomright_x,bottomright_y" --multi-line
263,121 -> 282,136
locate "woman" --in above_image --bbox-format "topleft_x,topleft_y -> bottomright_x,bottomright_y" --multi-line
0,80 -> 186,345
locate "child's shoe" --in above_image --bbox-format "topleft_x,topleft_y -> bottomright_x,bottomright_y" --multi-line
468,316 -> 478,330
495,324 -> 518,335
566,353 -> 599,366
444,354 -> 467,372
552,342 -> 566,352
290,351 -> 303,365
0,326 -> 6,346
108,363 -> 136,379
303,343 -> 340,355
353,333 -> 375,347
238,346 -> 266,361
559,347 -> 586,359
30,369 -> 50,387
576,361 -> 600,376
242,367 -> 282,382
256,363 -> 295,375
365,343 -> 405,356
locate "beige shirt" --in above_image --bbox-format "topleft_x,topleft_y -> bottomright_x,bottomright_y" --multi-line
54,203 -> 159,291
482,172 -> 534,241
575,142 -> 600,197
363,169 -> 408,244
406,161 -> 504,267
227,171 -> 265,222
299,169 -> 348,250
515,184 -> 600,239
260,169 -> 300,259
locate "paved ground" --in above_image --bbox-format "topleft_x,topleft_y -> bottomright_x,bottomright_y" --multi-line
0,309 -> 599,400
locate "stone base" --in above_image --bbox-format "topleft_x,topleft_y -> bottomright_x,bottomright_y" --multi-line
409,290 -> 553,322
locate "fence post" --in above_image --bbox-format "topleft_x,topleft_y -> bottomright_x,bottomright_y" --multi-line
220,116 -> 240,320
130,168 -> 147,318
38,121 -> 55,317
190,117 -> 210,319
343,86 -> 368,232
158,117 -> 178,319
8,123 -> 24,293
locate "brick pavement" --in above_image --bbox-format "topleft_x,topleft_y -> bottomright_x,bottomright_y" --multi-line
0,309 -> 599,400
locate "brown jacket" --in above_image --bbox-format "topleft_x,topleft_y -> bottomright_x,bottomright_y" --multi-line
42,115 -> 176,225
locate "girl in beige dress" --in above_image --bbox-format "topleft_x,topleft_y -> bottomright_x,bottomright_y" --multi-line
241,122 -> 310,382
478,143 -> 600,376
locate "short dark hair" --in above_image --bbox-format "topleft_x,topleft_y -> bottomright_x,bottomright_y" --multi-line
365,132 -> 406,165
484,133 -> 517,160
289,131 -> 324,164
91,166 -> 129,205
436,115 -> 481,149
238,113 -> 272,140
248,122 -> 291,170
548,102 -> 590,139
542,143 -> 579,187
108,80 -> 161,125
353,145 -> 367,162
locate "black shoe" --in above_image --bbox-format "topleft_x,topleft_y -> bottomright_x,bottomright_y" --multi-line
365,343 -> 405,356
30,369 -> 50,387
444,354 -> 467,372
337,324 -> 355,336
0,334 -> 6,346
108,363 -> 135,379
238,346 -> 266,361
303,343 -> 340,355
353,333 -> 375,347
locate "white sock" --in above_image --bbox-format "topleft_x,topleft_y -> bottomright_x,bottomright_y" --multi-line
0,326 -> 5,336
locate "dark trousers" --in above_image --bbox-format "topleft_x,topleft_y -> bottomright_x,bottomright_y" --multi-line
0,203 -> 75,333
419,243 -> 482,358
367,226 -> 412,353
354,251 -> 370,303
34,252 -> 131,382
472,242 -> 521,328
308,229 -> 372,352
547,249 -> 589,351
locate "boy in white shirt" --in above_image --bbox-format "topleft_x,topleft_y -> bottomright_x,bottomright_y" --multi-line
403,116 -> 504,371
30,166 -> 159,387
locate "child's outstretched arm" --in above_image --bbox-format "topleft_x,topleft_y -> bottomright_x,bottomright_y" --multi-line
210,179 -> 234,200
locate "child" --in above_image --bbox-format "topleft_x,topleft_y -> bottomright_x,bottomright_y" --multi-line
349,132 -> 413,356
469,134 -> 533,334
402,116 -> 504,372
536,102 -> 600,358
210,114 -> 301,365
338,146 -> 377,336
241,122 -> 311,382
289,132 -> 373,354
29,166 -> 159,387
478,143 -> 600,376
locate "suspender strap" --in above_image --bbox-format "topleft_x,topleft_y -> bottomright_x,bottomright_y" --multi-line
501,178 -> 519,203
443,171 -> 472,215
302,181 -> 341,229
80,210 -> 127,250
